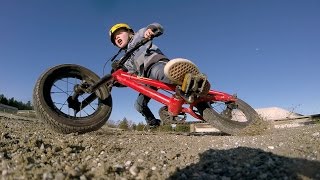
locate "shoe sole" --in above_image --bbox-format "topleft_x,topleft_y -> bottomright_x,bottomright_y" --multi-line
164,58 -> 200,85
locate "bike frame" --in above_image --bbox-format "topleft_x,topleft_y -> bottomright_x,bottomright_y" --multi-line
111,69 -> 237,121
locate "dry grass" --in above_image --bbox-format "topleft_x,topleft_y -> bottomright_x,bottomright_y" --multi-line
235,116 -> 272,136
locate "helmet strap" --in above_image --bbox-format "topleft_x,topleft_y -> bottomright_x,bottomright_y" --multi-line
128,32 -> 134,43
111,48 -> 123,62
102,48 -> 123,75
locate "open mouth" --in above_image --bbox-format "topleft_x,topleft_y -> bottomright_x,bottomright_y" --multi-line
117,39 -> 122,45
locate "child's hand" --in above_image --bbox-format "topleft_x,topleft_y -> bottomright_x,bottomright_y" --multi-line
144,28 -> 155,39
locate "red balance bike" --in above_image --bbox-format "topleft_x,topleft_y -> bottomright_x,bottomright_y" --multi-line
33,33 -> 261,135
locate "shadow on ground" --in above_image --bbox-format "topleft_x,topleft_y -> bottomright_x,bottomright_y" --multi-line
168,147 -> 320,179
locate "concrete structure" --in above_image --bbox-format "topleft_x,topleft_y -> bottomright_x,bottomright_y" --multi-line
17,110 -> 36,118
0,103 -> 18,114
190,123 -> 220,133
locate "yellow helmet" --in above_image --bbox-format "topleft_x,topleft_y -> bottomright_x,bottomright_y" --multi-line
109,23 -> 134,45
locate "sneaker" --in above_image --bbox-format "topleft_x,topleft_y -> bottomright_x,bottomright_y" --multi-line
164,58 -> 210,95
164,58 -> 200,85
147,118 -> 161,127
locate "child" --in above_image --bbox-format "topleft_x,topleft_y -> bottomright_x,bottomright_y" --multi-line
109,23 -> 204,127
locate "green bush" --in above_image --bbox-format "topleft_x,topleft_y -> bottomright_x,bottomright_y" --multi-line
136,123 -> 145,131
118,118 -> 129,130
175,124 -> 190,132
159,124 -> 173,132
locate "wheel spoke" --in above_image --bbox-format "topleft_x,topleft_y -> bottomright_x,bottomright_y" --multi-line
52,84 -> 69,96
59,78 -> 78,86
49,76 -> 100,118
210,101 -> 250,122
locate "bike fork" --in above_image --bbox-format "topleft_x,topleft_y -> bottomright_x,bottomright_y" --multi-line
68,74 -> 112,113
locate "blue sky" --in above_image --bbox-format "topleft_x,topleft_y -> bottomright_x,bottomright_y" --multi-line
1,0 -> 320,123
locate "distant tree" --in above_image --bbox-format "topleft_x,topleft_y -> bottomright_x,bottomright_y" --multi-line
0,94 -> 33,110
8,97 -> 15,107
131,123 -> 137,131
118,117 -> 129,130
136,122 -> 145,131
106,119 -> 118,128
0,94 -> 8,104
25,101 -> 32,110
127,120 -> 135,131
159,124 -> 173,132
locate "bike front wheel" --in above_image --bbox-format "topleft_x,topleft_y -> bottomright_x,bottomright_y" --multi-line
198,98 -> 264,135
33,64 -> 112,134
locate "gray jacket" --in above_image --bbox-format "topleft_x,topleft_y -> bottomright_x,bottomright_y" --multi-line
123,23 -> 167,76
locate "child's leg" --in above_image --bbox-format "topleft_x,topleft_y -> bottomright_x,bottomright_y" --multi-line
135,63 -> 168,127
147,61 -> 172,84
134,93 -> 160,126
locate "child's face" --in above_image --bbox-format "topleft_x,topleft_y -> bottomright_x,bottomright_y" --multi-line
113,29 -> 130,49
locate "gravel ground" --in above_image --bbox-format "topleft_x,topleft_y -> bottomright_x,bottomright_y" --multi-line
1,113 -> 320,180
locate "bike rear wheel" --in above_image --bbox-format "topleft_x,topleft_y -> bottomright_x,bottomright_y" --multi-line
33,64 -> 112,134
198,98 -> 263,135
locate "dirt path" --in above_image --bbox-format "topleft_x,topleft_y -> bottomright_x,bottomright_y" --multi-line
1,115 -> 320,179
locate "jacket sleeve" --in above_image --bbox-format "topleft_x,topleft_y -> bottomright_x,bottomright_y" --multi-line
124,58 -> 137,74
123,23 -> 164,75
129,23 -> 164,46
